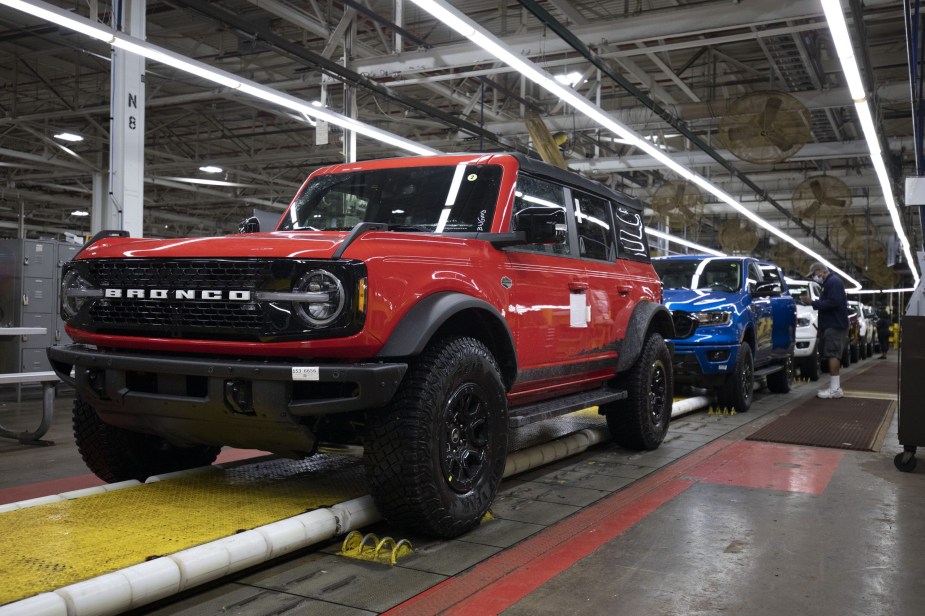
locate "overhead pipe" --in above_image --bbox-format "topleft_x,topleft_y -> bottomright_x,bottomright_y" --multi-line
172,0 -> 530,156
515,0 -> 855,268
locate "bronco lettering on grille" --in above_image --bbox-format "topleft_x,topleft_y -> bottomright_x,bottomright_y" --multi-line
103,289 -> 252,301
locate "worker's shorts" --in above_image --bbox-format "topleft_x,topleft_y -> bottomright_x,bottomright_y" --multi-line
821,328 -> 848,360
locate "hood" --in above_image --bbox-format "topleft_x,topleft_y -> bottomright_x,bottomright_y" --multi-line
661,288 -> 744,314
76,231 -> 346,261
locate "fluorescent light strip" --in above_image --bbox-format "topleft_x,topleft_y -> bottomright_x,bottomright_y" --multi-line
408,0 -> 861,289
1,0 -> 440,158
848,288 -> 914,295
2,0 -> 833,276
645,227 -> 725,256
821,0 -> 919,285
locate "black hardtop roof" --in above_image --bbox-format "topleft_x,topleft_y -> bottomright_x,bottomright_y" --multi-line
507,153 -> 644,213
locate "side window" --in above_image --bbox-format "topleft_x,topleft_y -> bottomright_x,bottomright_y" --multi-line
511,175 -> 570,255
761,266 -> 783,295
612,202 -> 649,262
573,191 -> 615,261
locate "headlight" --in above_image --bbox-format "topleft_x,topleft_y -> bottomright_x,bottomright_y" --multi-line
692,310 -> 732,326
61,268 -> 101,320
293,269 -> 345,326
797,316 -> 812,327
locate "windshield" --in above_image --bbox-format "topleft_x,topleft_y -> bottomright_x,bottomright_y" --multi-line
278,164 -> 503,232
654,258 -> 742,292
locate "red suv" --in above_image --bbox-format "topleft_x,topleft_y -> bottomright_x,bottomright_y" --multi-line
49,153 -> 677,537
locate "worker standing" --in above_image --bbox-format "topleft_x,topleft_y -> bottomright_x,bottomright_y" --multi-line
802,262 -> 849,398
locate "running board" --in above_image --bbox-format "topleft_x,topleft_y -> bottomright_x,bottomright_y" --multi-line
754,364 -> 785,378
508,387 -> 628,429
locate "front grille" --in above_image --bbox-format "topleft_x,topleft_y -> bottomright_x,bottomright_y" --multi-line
90,300 -> 265,330
86,259 -> 273,288
67,258 -> 365,342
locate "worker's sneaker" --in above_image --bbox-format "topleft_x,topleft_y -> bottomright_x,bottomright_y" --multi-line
817,387 -> 844,399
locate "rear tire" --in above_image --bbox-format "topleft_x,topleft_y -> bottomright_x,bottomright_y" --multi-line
850,342 -> 859,363
767,354 -> 794,393
364,336 -> 508,538
73,395 -> 220,483
602,333 -> 672,451
717,343 -> 754,412
802,347 -> 820,381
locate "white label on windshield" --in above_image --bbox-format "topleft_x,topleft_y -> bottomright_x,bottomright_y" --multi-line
292,367 -> 320,381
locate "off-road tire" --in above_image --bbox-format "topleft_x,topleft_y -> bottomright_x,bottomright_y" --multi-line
767,354 -> 794,393
602,334 -> 672,451
73,395 -> 220,482
718,343 -> 754,412
364,336 -> 508,538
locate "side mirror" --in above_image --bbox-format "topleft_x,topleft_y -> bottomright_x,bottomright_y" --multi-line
513,206 -> 567,245
238,216 -> 260,234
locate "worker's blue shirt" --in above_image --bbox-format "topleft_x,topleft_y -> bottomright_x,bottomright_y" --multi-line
811,273 -> 849,331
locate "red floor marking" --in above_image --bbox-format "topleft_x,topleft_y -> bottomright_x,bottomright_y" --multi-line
0,474 -> 104,505
386,440 -> 731,616
684,440 -> 843,494
215,448 -> 268,464
445,480 -> 690,616
0,448 -> 267,505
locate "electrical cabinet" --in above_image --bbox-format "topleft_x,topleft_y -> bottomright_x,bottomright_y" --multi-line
0,239 -> 80,374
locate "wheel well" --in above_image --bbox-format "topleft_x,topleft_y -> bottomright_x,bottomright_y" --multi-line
742,327 -> 755,353
431,308 -> 517,390
647,309 -> 674,340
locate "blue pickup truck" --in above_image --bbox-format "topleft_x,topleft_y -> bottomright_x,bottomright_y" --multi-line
653,255 -> 797,412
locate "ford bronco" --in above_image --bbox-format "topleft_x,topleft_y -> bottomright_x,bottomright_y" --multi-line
49,153 -> 678,537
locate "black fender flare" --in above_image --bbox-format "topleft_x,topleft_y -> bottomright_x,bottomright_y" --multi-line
376,292 -> 517,384
615,301 -> 675,373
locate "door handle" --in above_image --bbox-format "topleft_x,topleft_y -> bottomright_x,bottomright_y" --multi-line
617,285 -> 632,296
568,281 -> 589,291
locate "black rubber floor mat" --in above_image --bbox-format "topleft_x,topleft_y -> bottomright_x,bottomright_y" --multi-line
842,361 -> 898,394
746,397 -> 894,451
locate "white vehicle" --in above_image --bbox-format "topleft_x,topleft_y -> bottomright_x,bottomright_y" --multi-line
786,278 -> 822,381
849,300 -> 874,359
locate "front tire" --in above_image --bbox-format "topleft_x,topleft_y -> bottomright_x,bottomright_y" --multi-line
364,336 -> 508,538
73,395 -> 221,482
718,343 -> 754,412
602,333 -> 673,451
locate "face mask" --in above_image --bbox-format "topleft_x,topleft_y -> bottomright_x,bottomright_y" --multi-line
813,274 -> 824,284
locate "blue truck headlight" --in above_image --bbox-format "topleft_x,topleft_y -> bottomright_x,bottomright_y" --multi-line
692,310 -> 732,326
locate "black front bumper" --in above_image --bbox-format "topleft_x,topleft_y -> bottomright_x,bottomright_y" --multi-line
48,345 -> 407,455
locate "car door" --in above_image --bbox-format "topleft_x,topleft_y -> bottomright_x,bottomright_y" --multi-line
747,260 -> 774,363
505,174 -> 597,390
762,264 -> 796,358
571,188 -> 624,356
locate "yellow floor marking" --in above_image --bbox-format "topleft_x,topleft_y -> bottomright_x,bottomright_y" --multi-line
0,456 -> 366,606
843,390 -> 898,401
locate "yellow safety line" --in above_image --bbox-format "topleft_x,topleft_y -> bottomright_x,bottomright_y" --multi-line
843,390 -> 898,401
0,456 -> 366,606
